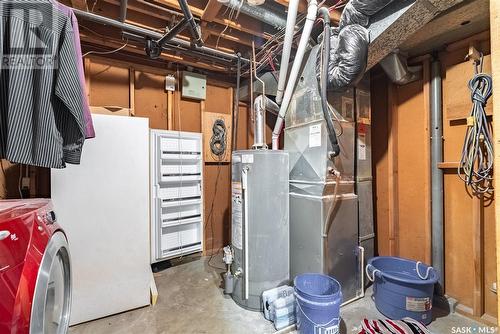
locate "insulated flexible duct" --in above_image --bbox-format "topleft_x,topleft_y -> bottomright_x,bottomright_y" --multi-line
324,0 -> 395,90
318,7 -> 340,157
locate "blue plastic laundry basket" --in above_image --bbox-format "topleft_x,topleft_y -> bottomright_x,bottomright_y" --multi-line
366,256 -> 439,325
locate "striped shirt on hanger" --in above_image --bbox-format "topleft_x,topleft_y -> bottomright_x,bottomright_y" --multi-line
0,0 -> 87,168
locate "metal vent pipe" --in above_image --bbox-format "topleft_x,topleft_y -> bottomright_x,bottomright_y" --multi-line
253,95 -> 279,148
218,0 -> 288,29
430,59 -> 444,291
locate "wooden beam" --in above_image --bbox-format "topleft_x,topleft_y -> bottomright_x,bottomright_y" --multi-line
202,0 -> 223,22
490,0 -> 500,324
71,0 -> 88,10
101,0 -> 177,21
387,83 -> 399,256
273,0 -> 341,23
167,91 -> 174,130
101,0 -> 267,45
472,193 -> 484,317
274,0 -> 307,13
129,68 -> 136,116
203,23 -> 255,47
85,54 -> 235,87
80,33 -> 228,72
156,0 -> 203,16
201,22 -> 211,41
214,16 -> 269,40
330,9 -> 341,24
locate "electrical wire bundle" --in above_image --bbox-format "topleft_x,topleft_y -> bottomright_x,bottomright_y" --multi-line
458,56 -> 494,194
244,0 -> 348,75
207,118 -> 227,270
210,119 -> 227,159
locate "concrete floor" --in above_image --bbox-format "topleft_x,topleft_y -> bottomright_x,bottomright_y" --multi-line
70,255 -> 483,334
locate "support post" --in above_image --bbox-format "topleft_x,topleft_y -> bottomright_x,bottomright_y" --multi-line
489,0 -> 500,323
430,59 -> 444,291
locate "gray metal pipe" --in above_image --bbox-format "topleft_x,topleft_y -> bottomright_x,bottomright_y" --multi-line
253,95 -> 279,148
178,0 -> 203,46
157,19 -> 189,46
219,0 -> 287,29
119,0 -> 128,22
72,8 -> 248,63
232,54 -> 242,151
430,59 -> 444,291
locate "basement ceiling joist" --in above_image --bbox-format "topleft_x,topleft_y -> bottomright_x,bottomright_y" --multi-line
67,0 -> 342,71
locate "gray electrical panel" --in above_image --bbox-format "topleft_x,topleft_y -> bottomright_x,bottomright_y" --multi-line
182,71 -> 207,100
231,150 -> 289,310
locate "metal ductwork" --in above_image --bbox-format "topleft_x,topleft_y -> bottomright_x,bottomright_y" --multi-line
239,71 -> 279,102
218,0 -> 287,29
380,51 -> 422,85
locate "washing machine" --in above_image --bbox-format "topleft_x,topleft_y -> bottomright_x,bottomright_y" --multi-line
0,199 -> 71,334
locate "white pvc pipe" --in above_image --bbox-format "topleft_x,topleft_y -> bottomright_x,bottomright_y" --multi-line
341,246 -> 365,307
275,0 -> 300,105
272,0 -> 318,150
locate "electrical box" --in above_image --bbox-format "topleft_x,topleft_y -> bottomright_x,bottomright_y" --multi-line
182,71 -> 206,100
165,75 -> 176,92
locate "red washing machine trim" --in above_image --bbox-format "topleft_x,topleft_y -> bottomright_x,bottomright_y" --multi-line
0,199 -> 62,334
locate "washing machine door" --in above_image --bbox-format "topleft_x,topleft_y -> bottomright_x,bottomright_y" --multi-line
30,231 -> 71,334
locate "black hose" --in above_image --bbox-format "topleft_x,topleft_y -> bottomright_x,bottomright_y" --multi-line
210,119 -> 227,158
458,60 -> 494,194
318,7 -> 340,158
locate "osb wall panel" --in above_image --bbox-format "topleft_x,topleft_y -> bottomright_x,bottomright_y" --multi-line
172,93 -> 202,133
0,160 -> 21,199
483,200 -> 497,319
394,79 -> 431,262
205,85 -> 232,115
134,71 -> 168,130
89,62 -> 130,108
236,104 -> 251,150
372,32 -> 496,321
371,71 -> 391,257
372,72 -> 430,262
441,37 -> 496,319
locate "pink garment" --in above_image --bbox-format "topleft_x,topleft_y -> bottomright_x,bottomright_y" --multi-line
50,0 -> 95,139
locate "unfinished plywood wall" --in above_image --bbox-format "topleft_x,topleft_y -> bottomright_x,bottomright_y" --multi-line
85,56 -> 255,255
372,32 -> 496,323
441,35 -> 496,323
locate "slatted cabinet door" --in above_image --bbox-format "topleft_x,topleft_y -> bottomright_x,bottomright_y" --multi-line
150,129 -> 204,263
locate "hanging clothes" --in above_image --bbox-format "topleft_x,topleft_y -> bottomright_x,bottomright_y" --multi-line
0,0 -> 90,168
50,0 -> 95,139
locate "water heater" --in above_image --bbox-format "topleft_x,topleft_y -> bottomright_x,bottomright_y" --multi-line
230,150 -> 289,310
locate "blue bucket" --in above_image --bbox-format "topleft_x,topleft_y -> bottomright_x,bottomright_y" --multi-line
294,273 -> 342,334
366,257 -> 439,325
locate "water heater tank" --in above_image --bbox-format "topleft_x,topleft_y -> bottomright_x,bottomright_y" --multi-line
231,150 -> 289,310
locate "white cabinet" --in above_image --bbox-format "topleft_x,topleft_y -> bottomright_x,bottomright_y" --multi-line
150,130 -> 204,263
